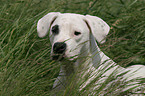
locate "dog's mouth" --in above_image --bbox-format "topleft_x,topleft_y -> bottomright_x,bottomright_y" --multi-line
51,53 -> 78,61
51,54 -> 65,61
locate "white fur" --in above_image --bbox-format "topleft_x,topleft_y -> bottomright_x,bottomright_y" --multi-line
37,12 -> 145,95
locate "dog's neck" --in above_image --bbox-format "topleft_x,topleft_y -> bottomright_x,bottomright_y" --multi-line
89,33 -> 102,68
75,34 -> 102,69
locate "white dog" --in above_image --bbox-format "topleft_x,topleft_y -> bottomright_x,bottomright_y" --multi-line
37,12 -> 145,95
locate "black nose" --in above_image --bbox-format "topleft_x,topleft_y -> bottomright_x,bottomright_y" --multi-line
53,42 -> 66,54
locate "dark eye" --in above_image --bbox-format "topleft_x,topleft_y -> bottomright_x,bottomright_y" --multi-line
74,31 -> 81,36
52,25 -> 59,34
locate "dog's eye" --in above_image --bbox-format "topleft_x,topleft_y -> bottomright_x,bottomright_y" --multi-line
52,25 -> 59,34
74,31 -> 81,36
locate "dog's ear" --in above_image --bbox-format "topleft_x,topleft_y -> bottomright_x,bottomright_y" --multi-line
37,12 -> 60,37
85,15 -> 110,44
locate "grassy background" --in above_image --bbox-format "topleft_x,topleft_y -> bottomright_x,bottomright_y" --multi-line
0,0 -> 145,95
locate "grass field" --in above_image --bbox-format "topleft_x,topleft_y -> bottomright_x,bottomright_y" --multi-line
0,0 -> 145,95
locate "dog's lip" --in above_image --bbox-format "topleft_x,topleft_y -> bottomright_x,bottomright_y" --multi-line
51,54 -> 65,61
51,53 -> 78,61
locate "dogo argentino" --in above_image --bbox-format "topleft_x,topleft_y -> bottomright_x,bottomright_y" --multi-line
37,12 -> 145,94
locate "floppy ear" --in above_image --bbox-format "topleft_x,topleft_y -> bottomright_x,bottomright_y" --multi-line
85,15 -> 110,44
37,12 -> 60,37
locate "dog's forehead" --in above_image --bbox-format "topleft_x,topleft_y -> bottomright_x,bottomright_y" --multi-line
59,13 -> 84,20
54,13 -> 86,26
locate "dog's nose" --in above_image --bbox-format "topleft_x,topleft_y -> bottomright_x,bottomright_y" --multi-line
53,42 -> 66,54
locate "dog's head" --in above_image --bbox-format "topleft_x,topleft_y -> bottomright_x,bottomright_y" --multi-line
37,12 -> 110,60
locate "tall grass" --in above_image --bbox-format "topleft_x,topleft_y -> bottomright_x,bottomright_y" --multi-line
0,0 -> 145,95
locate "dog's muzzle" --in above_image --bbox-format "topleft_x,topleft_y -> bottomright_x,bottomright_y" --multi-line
52,42 -> 66,60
